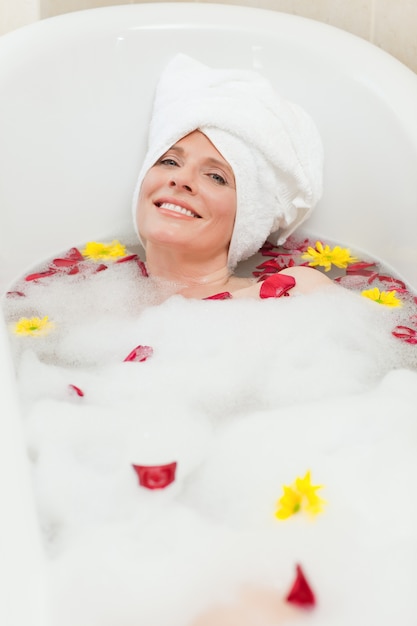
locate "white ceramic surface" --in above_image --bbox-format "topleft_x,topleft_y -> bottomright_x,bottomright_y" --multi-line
1,4 -> 417,624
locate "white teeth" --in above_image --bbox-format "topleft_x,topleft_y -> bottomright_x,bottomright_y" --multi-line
159,202 -> 198,218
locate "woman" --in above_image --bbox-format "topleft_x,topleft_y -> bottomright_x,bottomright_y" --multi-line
132,54 -> 333,301
131,55 -> 333,625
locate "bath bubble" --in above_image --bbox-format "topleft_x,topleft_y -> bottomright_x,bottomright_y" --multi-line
2,237 -> 417,626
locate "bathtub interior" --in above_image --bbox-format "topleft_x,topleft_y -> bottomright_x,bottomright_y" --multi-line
1,3 -> 417,291
1,4 -> 417,625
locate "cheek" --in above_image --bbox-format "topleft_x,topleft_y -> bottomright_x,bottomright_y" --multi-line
220,193 -> 237,233
135,170 -> 155,233
136,184 -> 150,242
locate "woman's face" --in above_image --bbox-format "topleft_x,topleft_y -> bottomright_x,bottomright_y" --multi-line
136,131 -> 237,262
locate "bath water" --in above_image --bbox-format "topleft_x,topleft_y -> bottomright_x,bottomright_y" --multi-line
2,233 -> 417,626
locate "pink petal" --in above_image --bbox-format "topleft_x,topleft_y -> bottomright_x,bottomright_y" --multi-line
132,462 -> 177,490
259,273 -> 296,299
282,236 -> 311,252
285,564 -> 316,607
260,251 -> 294,259
123,345 -> 154,362
334,275 -> 369,289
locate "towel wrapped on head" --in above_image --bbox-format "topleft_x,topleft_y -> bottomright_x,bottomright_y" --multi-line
132,54 -> 323,269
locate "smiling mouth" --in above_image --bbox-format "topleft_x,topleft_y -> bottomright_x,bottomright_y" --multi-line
155,202 -> 201,218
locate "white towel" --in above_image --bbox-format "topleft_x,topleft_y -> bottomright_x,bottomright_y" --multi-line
132,54 -> 323,268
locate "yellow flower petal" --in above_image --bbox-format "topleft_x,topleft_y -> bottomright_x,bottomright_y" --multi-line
275,471 -> 325,520
13,316 -> 54,336
361,287 -> 402,307
301,241 -> 358,272
81,240 -> 126,262
275,485 -> 302,519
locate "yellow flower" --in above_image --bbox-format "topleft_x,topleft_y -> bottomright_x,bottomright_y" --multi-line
301,241 -> 358,272
13,316 -> 54,336
81,240 -> 126,262
361,287 -> 402,307
275,470 -> 325,520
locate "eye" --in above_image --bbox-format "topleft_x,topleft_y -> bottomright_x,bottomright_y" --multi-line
159,157 -> 179,167
208,172 -> 227,186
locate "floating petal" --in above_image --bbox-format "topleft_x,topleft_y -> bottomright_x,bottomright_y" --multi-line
132,462 -> 177,490
124,345 -> 154,362
302,241 -> 358,272
260,273 -> 296,298
275,471 -> 325,519
361,287 -> 402,307
13,316 -> 54,336
286,564 -> 316,607
81,240 -> 127,262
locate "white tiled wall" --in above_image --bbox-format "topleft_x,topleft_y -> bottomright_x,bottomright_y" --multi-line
1,0 -> 416,74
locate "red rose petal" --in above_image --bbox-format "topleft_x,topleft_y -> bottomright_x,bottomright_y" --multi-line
67,247 -> 84,261
378,275 -> 407,290
282,236 -> 311,252
259,241 -> 275,252
137,260 -> 149,277
95,264 -> 108,272
286,564 -> 316,607
52,258 -> 79,267
346,261 -> 377,274
6,291 -> 26,298
25,269 -> 57,281
132,462 -> 177,490
116,254 -> 138,264
52,248 -> 83,267
123,345 -> 154,362
334,274 -> 369,289
392,326 -> 417,344
68,384 -> 84,397
256,260 -> 281,269
203,292 -> 232,300
259,273 -> 296,299
366,272 -> 380,284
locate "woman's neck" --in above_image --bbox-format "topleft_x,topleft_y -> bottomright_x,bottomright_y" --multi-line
144,245 -> 232,297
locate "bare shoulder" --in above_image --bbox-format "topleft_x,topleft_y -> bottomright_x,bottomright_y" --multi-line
231,266 -> 334,299
278,266 -> 335,294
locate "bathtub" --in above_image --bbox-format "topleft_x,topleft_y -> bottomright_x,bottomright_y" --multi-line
1,4 -> 417,624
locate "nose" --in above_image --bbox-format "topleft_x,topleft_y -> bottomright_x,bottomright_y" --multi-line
169,179 -> 192,192
168,168 -> 195,193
